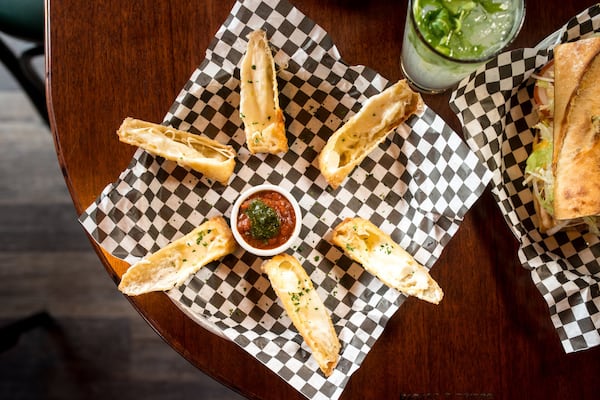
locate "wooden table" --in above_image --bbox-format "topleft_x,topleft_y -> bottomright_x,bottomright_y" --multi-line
46,1 -> 600,399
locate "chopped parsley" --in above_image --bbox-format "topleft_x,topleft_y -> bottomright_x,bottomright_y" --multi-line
245,199 -> 280,240
289,285 -> 312,311
196,230 -> 208,246
379,243 -> 392,255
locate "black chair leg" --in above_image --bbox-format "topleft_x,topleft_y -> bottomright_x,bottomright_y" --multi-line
0,311 -> 55,353
0,35 -> 48,126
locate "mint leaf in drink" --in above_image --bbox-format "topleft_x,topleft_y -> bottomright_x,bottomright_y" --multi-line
414,0 -> 516,59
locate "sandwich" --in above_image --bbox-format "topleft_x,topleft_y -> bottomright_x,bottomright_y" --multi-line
524,36 -> 600,235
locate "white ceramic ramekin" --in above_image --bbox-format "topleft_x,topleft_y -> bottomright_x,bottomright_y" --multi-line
230,184 -> 302,257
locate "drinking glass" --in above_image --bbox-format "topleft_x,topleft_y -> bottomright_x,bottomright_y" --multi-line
401,0 -> 525,94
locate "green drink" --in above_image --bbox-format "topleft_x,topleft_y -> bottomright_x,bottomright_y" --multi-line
401,0 -> 524,93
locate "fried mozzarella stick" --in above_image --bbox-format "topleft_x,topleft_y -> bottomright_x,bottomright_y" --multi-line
239,29 -> 287,154
262,254 -> 340,377
118,217 -> 236,296
318,80 -> 423,189
117,117 -> 236,185
332,217 -> 443,304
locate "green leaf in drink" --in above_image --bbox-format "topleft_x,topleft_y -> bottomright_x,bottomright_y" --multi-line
414,0 -> 515,60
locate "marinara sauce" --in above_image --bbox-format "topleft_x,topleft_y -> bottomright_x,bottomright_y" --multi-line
236,190 -> 296,250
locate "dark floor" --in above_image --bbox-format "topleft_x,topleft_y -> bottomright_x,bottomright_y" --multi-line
0,35 -> 245,400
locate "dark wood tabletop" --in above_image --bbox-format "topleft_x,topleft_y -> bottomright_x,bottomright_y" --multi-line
46,0 -> 600,399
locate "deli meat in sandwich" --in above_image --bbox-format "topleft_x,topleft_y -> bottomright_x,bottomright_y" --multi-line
525,36 -> 600,234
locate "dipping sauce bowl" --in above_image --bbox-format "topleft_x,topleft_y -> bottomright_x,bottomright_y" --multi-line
230,184 -> 302,257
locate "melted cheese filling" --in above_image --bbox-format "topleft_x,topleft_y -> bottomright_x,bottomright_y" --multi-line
332,218 -> 443,304
262,255 -> 340,375
126,126 -> 233,162
268,261 -> 337,353
332,97 -> 407,168
240,31 -> 279,142
118,217 -> 235,295
367,243 -> 430,291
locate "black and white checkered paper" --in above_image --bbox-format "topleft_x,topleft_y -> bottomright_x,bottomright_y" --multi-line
80,0 -> 492,398
450,4 -> 600,354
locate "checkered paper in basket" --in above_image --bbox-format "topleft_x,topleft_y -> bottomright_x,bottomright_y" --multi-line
450,4 -> 600,354
79,0 -> 492,398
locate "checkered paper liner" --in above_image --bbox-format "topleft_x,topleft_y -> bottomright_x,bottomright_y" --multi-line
79,0 -> 492,398
450,4 -> 600,354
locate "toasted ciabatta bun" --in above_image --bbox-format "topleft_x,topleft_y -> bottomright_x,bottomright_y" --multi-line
239,30 -> 287,154
118,216 -> 236,296
332,217 -> 443,304
552,36 -> 600,164
261,254 -> 340,377
317,80 -> 423,189
552,37 -> 600,221
117,117 -> 236,185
